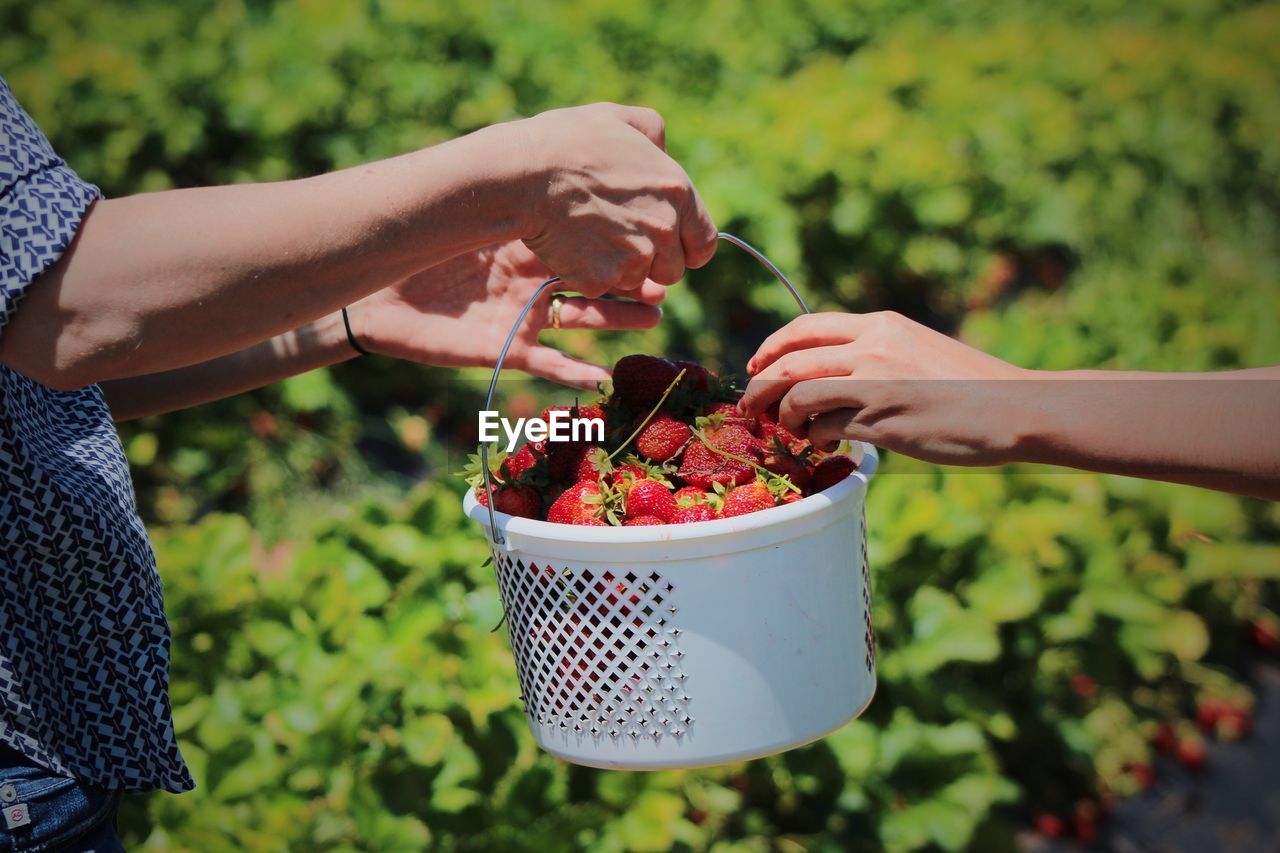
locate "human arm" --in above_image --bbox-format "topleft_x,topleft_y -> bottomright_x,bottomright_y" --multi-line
739,311 -> 1280,500
102,241 -> 664,420
0,103 -> 716,391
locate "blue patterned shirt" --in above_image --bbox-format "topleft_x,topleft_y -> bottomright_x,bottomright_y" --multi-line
0,76 -> 192,792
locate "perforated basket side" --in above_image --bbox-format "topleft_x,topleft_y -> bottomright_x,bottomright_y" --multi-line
492,552 -> 694,742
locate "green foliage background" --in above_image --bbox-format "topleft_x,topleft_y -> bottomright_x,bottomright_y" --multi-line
3,0 -> 1279,849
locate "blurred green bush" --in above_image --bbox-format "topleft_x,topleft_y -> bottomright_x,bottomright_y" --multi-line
3,0 -> 1279,849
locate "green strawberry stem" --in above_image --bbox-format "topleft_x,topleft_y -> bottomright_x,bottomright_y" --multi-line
691,428 -> 802,494
606,368 -> 688,463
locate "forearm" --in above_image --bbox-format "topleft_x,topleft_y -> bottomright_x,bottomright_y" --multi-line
101,311 -> 356,420
1011,367 -> 1280,500
0,125 -> 523,389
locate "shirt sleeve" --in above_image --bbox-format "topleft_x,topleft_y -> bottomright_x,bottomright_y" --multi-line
0,76 -> 101,339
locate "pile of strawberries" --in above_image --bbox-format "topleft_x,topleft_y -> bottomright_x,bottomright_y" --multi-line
463,354 -> 858,526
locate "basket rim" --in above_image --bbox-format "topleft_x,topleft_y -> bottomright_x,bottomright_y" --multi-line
463,443 -> 878,545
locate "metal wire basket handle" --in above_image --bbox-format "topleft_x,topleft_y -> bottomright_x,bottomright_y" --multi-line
480,232 -> 812,546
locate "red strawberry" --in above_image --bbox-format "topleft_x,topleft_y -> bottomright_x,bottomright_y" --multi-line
679,424 -> 762,489
625,479 -> 678,523
504,443 -> 542,481
721,480 -> 776,518
704,401 -> 756,433
1072,806 -> 1097,844
1152,722 -> 1177,754
610,463 -> 650,490
1033,812 -> 1065,839
540,439 -> 584,483
624,515 -> 667,526
758,412 -> 800,445
1250,618 -> 1278,650
811,454 -> 856,492
573,515 -> 608,527
1129,762 -> 1156,790
763,450 -> 812,492
674,359 -> 714,391
1196,697 -> 1225,731
574,402 -> 606,423
476,484 -> 542,520
780,491 -> 804,504
1070,673 -> 1098,699
674,485 -> 709,506
548,481 -> 604,525
635,414 -> 692,462
1176,736 -> 1207,771
612,354 -> 681,411
572,445 -> 610,482
673,504 -> 718,523
1217,705 -> 1253,740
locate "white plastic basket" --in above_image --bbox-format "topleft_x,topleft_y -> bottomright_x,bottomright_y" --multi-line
463,233 -> 878,769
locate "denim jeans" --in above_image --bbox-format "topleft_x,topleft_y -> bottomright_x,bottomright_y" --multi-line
0,745 -> 123,852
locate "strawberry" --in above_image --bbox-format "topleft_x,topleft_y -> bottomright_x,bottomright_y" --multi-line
635,413 -> 692,462
679,423 -> 762,489
673,504 -> 718,523
674,485 -> 709,506
609,456 -> 671,493
573,515 -> 608,527
1217,705 -> 1252,740
1070,673 -> 1098,699
1196,697 -> 1225,731
572,445 -> 611,482
1033,812 -> 1065,839
1129,762 -> 1156,790
721,480 -> 776,518
811,454 -> 856,492
574,402 -> 606,423
763,448 -> 812,492
611,354 -> 681,411
504,444 -> 540,479
476,483 -> 542,520
674,359 -> 714,391
1175,736 -> 1207,771
1250,618 -> 1279,650
548,481 -> 606,525
625,479 -> 678,523
780,491 -> 804,504
624,515 -> 667,526
1152,721 -> 1177,754
705,401 -> 757,433
541,439 -> 584,483
758,412 -> 799,445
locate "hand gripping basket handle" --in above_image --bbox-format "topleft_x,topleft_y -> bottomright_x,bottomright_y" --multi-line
480,232 -> 812,546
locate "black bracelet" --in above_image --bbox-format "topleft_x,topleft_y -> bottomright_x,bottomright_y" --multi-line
341,306 -> 371,357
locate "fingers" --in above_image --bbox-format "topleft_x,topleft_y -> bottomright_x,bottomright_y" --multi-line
740,345 -> 854,417
647,233 -> 687,286
554,296 -> 661,331
808,409 -> 871,452
777,377 -> 867,436
603,103 -> 666,150
681,186 -> 719,270
521,347 -> 611,390
624,280 -> 668,305
747,313 -> 869,376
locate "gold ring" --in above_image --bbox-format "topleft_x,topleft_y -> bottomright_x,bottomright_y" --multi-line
550,295 -> 564,330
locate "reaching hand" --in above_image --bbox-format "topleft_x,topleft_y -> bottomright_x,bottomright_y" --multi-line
346,241 -> 665,389
740,311 -> 1031,464
507,103 -> 719,296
